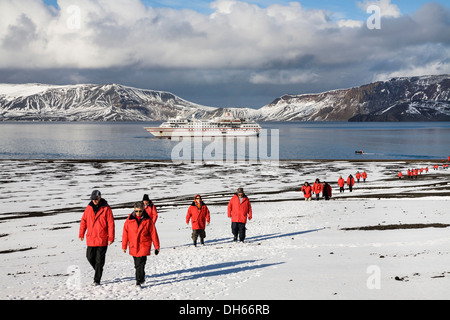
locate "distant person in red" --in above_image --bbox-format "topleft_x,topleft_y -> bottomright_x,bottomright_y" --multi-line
347,175 -> 355,192
362,171 -> 368,182
312,179 -> 323,200
338,175 -> 345,193
398,172 -> 403,179
355,171 -> 361,182
322,182 -> 332,200
301,182 -> 312,201
79,190 -> 115,286
142,194 -> 158,224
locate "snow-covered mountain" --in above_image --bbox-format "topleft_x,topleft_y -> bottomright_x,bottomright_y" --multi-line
0,74 -> 449,122
0,83 -> 216,121
257,74 -> 450,121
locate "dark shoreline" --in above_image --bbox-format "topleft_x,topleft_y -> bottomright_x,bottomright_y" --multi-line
0,159 -> 447,163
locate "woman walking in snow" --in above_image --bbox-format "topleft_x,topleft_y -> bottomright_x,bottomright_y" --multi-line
186,194 -> 210,246
122,202 -> 160,287
301,182 -> 312,201
142,194 -> 158,224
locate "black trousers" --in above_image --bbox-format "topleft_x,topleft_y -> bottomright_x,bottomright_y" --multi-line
231,222 -> 246,242
133,256 -> 147,284
192,229 -> 206,245
86,246 -> 108,284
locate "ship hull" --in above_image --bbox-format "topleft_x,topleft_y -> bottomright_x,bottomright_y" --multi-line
144,127 -> 261,138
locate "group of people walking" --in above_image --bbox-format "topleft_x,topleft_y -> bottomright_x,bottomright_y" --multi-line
398,159 -> 450,179
78,188 -> 252,287
300,179 -> 332,201
300,171 -> 368,201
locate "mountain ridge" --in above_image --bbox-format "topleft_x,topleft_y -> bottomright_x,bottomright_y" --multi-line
0,74 -> 449,122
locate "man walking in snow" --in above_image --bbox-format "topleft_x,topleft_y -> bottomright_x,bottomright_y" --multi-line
79,190 -> 115,286
227,188 -> 252,243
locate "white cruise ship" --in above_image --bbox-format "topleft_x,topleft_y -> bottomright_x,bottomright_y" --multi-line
144,112 -> 262,138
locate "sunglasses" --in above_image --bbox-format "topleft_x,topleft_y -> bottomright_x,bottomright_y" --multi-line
135,209 -> 143,213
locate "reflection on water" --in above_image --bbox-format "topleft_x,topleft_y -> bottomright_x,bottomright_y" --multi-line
0,121 -> 449,160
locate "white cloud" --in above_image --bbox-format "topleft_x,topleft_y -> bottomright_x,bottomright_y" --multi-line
356,0 -> 401,18
250,70 -> 318,85
0,0 -> 448,107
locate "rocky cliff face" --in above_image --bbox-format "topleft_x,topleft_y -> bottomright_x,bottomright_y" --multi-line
0,74 -> 449,122
260,74 -> 450,121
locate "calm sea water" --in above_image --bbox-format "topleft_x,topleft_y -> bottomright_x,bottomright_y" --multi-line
0,122 -> 449,160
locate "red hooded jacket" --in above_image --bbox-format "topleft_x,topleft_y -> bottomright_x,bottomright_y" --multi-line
79,199 -> 115,247
122,211 -> 160,257
228,194 -> 252,223
186,198 -> 210,230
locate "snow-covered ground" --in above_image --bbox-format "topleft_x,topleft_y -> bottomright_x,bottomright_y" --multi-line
0,160 -> 449,300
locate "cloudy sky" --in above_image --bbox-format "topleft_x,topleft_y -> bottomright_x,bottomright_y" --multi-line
0,0 -> 449,108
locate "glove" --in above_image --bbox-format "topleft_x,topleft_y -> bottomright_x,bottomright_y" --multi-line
155,249 -> 159,256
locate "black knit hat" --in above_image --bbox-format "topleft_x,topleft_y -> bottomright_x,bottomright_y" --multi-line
90,190 -> 101,200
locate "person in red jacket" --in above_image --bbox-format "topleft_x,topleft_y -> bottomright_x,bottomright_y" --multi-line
79,190 -> 115,286
355,171 -> 361,183
347,175 -> 355,192
338,175 -> 345,193
362,171 -> 368,182
142,194 -> 158,224
322,182 -> 332,200
312,179 -> 323,201
186,195 -> 211,246
398,171 -> 403,179
301,182 -> 312,201
122,202 -> 160,287
227,188 -> 252,242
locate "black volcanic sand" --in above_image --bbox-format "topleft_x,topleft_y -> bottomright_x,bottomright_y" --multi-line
0,159 -> 449,254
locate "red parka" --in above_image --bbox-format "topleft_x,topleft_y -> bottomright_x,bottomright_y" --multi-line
301,185 -> 312,198
338,177 -> 345,187
79,199 -> 115,247
186,201 -> 210,230
144,203 -> 158,224
228,194 -> 252,223
122,211 -> 160,257
312,182 -> 323,194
